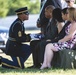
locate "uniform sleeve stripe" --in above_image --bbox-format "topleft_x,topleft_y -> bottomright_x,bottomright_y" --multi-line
2,62 -> 20,69
17,57 -> 22,68
12,21 -> 23,32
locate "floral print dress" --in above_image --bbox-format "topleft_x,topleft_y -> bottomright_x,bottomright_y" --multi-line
53,23 -> 76,51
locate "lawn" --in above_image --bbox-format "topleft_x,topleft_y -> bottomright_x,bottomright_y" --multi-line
0,30 -> 76,75
0,54 -> 76,75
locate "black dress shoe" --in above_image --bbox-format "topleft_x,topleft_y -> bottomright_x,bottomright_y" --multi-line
0,56 -> 2,64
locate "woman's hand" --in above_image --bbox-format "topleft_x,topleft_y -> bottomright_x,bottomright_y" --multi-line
58,39 -> 63,42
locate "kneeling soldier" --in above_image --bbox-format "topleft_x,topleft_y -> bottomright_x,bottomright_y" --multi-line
0,7 -> 31,69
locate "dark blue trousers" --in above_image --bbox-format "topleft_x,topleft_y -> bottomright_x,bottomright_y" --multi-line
1,44 -> 31,69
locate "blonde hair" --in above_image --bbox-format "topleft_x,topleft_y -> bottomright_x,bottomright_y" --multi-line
68,7 -> 76,21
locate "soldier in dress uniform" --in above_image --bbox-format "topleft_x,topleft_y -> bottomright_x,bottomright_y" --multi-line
0,7 -> 31,69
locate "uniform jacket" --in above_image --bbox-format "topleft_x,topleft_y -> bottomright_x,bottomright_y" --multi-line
6,18 -> 30,57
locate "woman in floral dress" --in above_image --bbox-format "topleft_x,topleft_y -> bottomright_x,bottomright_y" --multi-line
40,7 -> 76,70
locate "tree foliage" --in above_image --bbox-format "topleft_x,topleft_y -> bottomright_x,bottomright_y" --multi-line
0,0 -> 9,17
0,0 -> 40,17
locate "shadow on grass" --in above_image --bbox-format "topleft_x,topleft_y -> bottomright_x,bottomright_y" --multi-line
0,67 -> 57,73
1,66 -> 75,74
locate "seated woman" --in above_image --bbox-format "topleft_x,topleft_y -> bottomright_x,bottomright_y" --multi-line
52,8 -> 64,34
29,7 -> 64,68
38,8 -> 65,65
40,7 -> 76,70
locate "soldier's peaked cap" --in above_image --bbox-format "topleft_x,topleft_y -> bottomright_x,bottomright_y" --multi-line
15,7 -> 28,14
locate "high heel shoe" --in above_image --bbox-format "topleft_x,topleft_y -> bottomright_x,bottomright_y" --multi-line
40,65 -> 48,70
40,64 -> 51,70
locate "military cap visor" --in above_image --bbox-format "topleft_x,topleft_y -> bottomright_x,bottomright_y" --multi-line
15,7 -> 29,15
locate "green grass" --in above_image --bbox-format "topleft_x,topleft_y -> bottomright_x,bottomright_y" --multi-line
0,30 -> 76,75
0,54 -> 76,75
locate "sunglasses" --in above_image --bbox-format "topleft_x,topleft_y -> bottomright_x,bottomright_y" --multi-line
23,11 -> 29,15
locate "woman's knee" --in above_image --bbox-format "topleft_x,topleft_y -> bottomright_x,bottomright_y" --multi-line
46,43 -> 52,48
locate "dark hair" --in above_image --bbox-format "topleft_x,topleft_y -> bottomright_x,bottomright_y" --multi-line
45,5 -> 55,11
62,8 -> 68,15
52,8 -> 64,22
